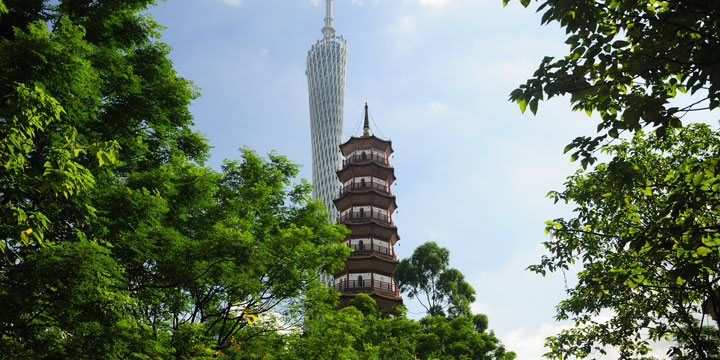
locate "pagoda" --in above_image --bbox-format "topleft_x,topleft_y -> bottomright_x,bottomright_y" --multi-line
333,103 -> 403,310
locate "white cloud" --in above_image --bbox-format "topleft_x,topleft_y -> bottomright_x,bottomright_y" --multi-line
403,0 -> 456,10
470,300 -> 491,315
220,0 -> 243,6
387,15 -> 417,35
427,101 -> 448,113
261,48 -> 269,54
310,0 -> 320,6
503,322 -> 571,360
351,0 -> 364,5
382,15 -> 422,53
403,0 -> 457,10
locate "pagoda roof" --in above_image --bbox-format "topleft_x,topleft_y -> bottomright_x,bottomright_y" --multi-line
333,190 -> 397,214
343,222 -> 399,245
337,162 -> 395,183
339,135 -> 393,156
335,254 -> 399,276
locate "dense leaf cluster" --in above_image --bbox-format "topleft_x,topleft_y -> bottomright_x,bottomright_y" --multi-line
507,0 -> 720,358
395,242 -> 476,318
533,125 -> 720,358
243,294 -> 516,360
508,0 -> 720,167
0,0 -> 349,358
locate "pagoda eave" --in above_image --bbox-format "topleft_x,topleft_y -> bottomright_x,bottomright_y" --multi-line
333,191 -> 398,213
344,222 -> 399,245
339,135 -> 393,156
335,255 -> 399,275
336,162 -> 396,183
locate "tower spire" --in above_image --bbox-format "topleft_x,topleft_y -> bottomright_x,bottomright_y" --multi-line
321,0 -> 336,39
363,102 -> 371,137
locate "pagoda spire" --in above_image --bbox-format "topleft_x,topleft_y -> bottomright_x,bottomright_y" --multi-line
322,0 -> 336,39
363,102 -> 371,137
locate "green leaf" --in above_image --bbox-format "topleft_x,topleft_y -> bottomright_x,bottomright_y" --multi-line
612,40 -> 629,48
530,98 -> 539,115
518,98 -> 528,114
693,172 -> 704,186
696,246 -> 712,257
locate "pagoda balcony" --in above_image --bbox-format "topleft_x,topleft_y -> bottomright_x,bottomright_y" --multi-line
335,279 -> 399,296
348,243 -> 396,260
339,181 -> 391,196
338,210 -> 391,225
342,153 -> 388,168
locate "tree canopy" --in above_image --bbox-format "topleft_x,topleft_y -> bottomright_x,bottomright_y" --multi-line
394,241 -> 476,318
283,294 -> 516,360
532,124 -> 720,358
0,1 -> 349,357
507,0 -> 720,167
506,0 -> 720,358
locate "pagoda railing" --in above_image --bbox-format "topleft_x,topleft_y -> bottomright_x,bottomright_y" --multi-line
348,243 -> 395,260
338,210 -> 391,225
335,279 -> 398,295
339,181 -> 390,196
342,153 -> 388,167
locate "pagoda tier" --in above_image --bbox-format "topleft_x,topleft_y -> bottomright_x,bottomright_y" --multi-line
333,103 -> 402,310
345,219 -> 398,239
339,135 -> 393,158
336,161 -> 396,184
334,254 -> 399,276
334,191 -> 397,217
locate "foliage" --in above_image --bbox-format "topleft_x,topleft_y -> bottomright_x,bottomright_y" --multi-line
395,241 -> 476,317
415,315 -> 515,360
0,1 -> 349,358
348,293 -> 380,317
287,295 -> 515,360
529,124 -> 720,359
672,322 -> 720,359
506,0 -> 720,167
506,0 -> 720,358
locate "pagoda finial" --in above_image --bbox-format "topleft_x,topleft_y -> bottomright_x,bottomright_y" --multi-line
363,102 -> 371,137
321,0 -> 336,39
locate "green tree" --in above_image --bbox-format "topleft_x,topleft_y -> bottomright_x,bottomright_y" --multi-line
672,322 -> 720,359
289,294 -> 515,360
529,124 -> 720,359
506,0 -> 720,358
507,0 -> 720,167
394,241 -> 476,317
0,1 -> 349,358
415,315 -> 515,360
349,293 -> 380,317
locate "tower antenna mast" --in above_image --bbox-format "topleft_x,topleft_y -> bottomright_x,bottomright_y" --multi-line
322,0 -> 336,39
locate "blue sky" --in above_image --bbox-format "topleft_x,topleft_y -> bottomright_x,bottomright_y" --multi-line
148,0 -> 648,358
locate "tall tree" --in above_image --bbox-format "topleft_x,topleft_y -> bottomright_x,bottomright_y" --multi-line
0,1 -> 349,358
506,0 -> 720,358
394,241 -> 476,317
531,125 -> 720,359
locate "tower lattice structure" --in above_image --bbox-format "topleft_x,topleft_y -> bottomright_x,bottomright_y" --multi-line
306,0 -> 348,222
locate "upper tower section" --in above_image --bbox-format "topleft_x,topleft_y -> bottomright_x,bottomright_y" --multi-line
306,0 -> 348,221
322,0 -> 336,39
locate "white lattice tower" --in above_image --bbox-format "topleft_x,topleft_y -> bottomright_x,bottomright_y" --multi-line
306,0 -> 348,221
